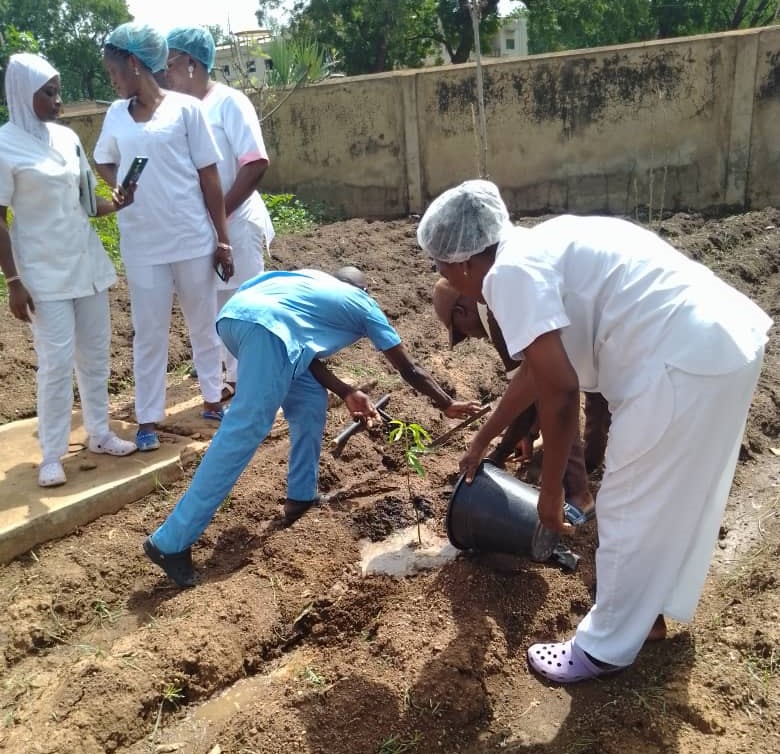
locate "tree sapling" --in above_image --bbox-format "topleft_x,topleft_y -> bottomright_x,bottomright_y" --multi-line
388,419 -> 432,544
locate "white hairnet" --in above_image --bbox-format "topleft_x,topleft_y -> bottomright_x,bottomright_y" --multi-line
417,179 -> 510,263
4,53 -> 59,143
106,22 -> 169,73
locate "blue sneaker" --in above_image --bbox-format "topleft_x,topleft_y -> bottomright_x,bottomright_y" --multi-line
136,428 -> 160,452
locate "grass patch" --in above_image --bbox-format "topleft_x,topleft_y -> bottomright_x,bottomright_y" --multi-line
262,192 -> 330,234
378,732 -> 422,754
299,665 -> 326,688
90,179 -> 122,269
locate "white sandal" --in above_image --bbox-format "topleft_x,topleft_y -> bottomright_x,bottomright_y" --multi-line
88,433 -> 137,456
38,461 -> 66,488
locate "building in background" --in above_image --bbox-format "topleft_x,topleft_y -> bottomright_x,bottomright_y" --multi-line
213,29 -> 273,86
489,12 -> 528,58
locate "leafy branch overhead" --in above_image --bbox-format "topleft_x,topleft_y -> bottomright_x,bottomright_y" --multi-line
0,0 -> 131,103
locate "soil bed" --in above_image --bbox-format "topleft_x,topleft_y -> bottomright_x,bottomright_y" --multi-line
0,210 -> 778,754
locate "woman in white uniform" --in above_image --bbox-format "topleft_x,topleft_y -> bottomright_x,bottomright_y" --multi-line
164,26 -> 275,401
417,180 -> 772,683
94,23 -> 233,452
0,53 -> 137,487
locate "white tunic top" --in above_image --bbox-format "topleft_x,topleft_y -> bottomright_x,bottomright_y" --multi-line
94,91 -> 221,267
485,216 -> 772,404
202,83 -> 274,242
0,121 -> 116,301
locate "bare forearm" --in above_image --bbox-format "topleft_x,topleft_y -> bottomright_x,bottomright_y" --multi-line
0,219 -> 18,278
224,160 -> 267,217
472,362 -> 537,448
537,388 -> 579,492
309,358 -> 354,400
95,197 -> 118,217
95,163 -> 117,186
397,362 -> 452,410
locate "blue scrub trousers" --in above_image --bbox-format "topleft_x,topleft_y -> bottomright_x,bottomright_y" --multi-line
151,318 -> 329,554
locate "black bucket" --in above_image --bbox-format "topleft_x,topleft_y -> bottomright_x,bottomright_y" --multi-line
446,460 -> 559,562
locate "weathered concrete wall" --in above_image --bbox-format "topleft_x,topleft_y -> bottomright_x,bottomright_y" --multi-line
750,31 -> 780,208
423,39 -> 735,216
63,26 -> 780,218
63,110 -> 107,155
262,73 -> 411,217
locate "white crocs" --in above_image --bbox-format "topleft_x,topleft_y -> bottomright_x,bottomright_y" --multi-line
38,461 -> 66,488
88,433 -> 137,456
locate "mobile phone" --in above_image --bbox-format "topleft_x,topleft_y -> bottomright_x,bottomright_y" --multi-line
121,156 -> 148,189
214,259 -> 229,282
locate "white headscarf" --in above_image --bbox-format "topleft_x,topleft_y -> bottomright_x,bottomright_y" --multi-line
5,52 -> 59,143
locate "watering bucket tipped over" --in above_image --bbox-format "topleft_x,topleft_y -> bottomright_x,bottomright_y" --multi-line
446,460 -> 559,562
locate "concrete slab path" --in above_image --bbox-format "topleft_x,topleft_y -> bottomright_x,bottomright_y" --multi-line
0,411 -> 209,565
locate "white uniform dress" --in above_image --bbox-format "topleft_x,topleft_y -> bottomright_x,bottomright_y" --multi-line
202,82 -> 275,385
0,121 -> 118,462
94,91 -> 224,423
485,216 -> 772,667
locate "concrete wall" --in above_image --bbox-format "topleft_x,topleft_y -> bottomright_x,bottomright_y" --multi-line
63,26 -> 780,219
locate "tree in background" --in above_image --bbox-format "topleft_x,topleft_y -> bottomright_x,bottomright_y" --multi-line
0,0 -> 130,104
434,0 -> 502,64
256,0 -> 287,28
652,0 -> 777,37
281,0 -> 507,74
287,0 -> 440,75
0,23 -> 38,119
207,24 -> 231,46
525,0 -> 777,54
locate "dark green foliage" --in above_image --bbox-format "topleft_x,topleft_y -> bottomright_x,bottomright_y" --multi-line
262,192 -> 329,233
525,0 -> 778,55
0,0 -> 131,106
287,0 -> 503,74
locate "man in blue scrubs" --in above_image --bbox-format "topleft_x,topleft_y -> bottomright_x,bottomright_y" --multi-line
144,267 -> 481,587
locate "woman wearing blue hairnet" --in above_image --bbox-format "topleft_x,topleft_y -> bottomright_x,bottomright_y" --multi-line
164,26 -> 275,402
94,22 -> 232,451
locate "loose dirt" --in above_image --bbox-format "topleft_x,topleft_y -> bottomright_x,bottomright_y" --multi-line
0,210 -> 778,754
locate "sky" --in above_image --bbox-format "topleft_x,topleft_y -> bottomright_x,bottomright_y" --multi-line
126,0 -> 524,35
125,0 -> 268,34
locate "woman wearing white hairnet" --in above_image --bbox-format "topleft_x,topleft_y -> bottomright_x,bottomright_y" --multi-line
0,53 -> 137,487
164,26 -> 275,402
95,22 -> 231,452
417,180 -> 772,683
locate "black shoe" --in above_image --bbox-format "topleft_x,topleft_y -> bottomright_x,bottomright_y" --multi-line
143,537 -> 198,588
283,493 -> 332,525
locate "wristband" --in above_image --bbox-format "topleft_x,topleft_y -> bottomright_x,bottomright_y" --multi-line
4,275 -> 20,284
216,242 -> 232,251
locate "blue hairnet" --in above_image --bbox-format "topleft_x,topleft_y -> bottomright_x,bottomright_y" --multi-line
106,22 -> 169,73
167,27 -> 216,72
417,180 -> 511,263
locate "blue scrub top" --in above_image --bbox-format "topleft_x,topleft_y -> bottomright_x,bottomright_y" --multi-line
218,269 -> 402,374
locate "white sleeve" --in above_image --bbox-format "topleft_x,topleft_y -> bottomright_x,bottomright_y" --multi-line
0,149 -> 14,206
483,261 -> 570,360
221,91 -> 268,166
93,103 -> 121,165
183,100 -> 222,170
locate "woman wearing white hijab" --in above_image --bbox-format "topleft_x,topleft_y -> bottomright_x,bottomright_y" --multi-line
0,53 -> 137,487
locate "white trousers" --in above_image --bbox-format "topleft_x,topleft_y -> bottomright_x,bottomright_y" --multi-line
125,256 -> 222,424
576,352 -> 764,667
216,217 -> 265,384
31,291 -> 112,463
